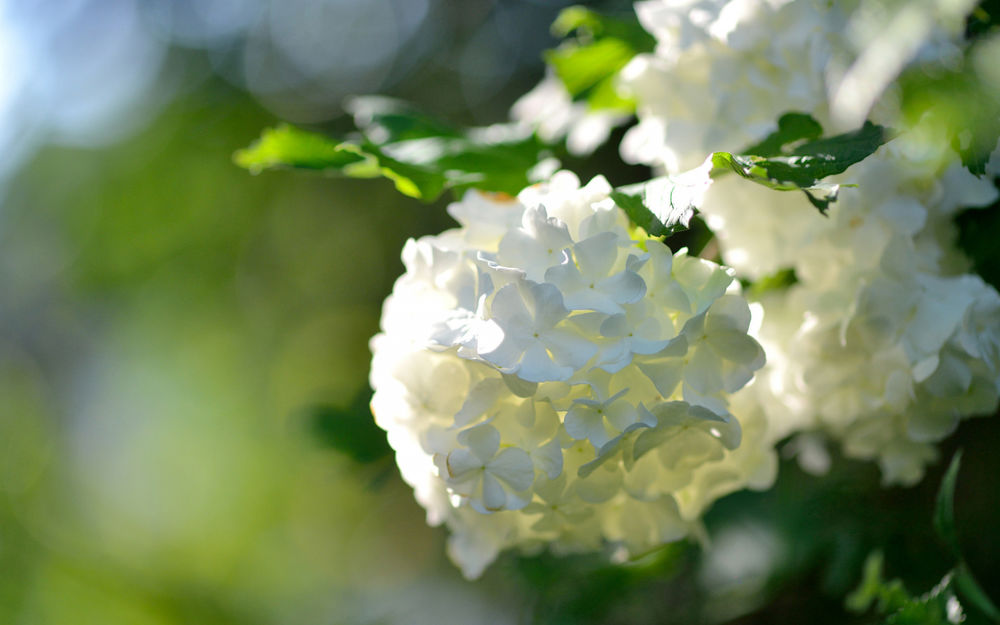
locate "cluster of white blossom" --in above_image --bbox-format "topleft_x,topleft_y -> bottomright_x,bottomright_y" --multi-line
619,0 -> 975,172
615,0 -> 1000,483
369,173 -> 776,578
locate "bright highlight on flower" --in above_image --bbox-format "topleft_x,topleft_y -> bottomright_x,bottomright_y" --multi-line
370,173 -> 774,578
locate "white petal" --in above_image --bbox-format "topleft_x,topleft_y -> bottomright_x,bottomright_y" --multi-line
574,231 -> 619,278
524,281 -> 570,329
599,270 -> 648,305
454,378 -> 507,427
518,341 -> 573,382
480,472 -> 508,511
684,346 -> 725,395
457,424 -> 501,463
565,405 -> 612,447
533,438 -> 564,479
545,327 -> 598,368
636,358 -> 685,398
446,448 -> 484,480
707,329 -> 765,365
489,447 -> 535,492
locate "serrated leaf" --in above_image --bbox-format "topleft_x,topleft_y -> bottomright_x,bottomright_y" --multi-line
711,151 -> 844,212
234,124 -> 366,173
712,121 -> 891,213
790,121 -> 894,178
236,99 -> 553,201
934,450 -> 963,559
610,119 -> 891,234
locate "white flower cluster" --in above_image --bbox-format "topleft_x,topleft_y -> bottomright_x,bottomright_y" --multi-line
620,0 -> 973,173
616,0 -> 1000,483
369,172 -> 774,578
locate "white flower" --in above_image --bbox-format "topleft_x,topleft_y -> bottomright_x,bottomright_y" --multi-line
614,0 -> 998,486
620,0 -> 974,172
369,172 -> 771,577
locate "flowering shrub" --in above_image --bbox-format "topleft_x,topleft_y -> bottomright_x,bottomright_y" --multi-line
369,173 -> 775,577
238,0 -> 1000,593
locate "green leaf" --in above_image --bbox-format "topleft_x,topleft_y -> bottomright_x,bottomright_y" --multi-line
545,6 -> 655,113
955,562 -> 1000,622
546,39 -> 636,100
846,552 -> 911,615
743,112 -> 824,157
848,556 -> 967,625
234,124 -> 366,173
712,121 -> 892,213
956,564 -> 1000,622
790,121 -> 894,178
236,98 -> 553,201
305,389 -> 391,464
884,576 -> 959,625
934,450 -> 963,559
710,151 -> 844,212
609,119 -> 892,235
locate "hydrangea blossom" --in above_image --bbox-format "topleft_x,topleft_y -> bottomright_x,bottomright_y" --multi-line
619,0 -> 974,172
370,172 -> 774,577
608,0 -> 999,484
745,234 -> 1000,484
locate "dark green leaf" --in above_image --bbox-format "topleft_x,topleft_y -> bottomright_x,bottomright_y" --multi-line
743,112 -> 824,157
956,198 -> 1000,289
305,389 -> 391,464
955,562 -> 1000,622
711,121 -> 891,213
710,152 -> 844,212
236,99 -> 553,201
966,0 -> 1000,39
934,450 -> 963,559
789,121 -> 894,178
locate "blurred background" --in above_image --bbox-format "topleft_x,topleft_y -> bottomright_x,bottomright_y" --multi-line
0,1 -> 996,624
